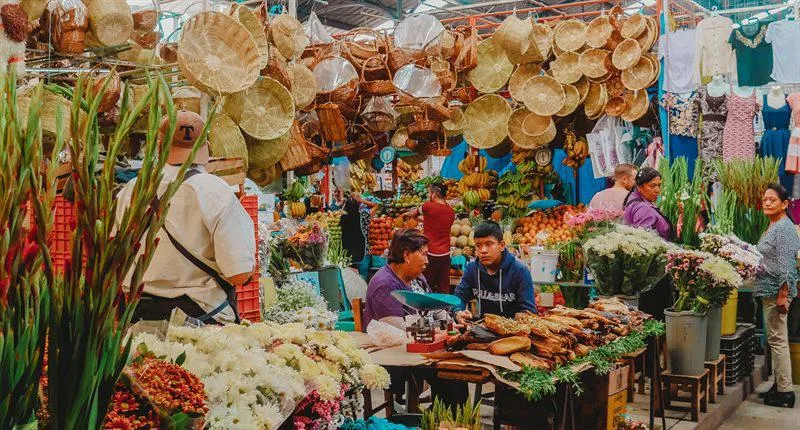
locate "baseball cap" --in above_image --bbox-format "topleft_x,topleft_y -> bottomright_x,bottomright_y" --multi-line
159,110 -> 209,165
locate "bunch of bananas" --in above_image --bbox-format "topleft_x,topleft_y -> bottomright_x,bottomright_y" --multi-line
396,159 -> 423,181
562,129 -> 589,170
496,173 -> 536,218
458,153 -> 495,205
511,145 -> 535,165
350,159 -> 377,194
457,153 -> 488,174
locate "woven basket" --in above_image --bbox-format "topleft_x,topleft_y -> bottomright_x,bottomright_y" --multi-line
606,74 -> 625,97
279,121 -> 312,171
453,25 -> 478,73
91,72 -> 121,113
584,82 -> 608,119
359,57 -> 395,97
132,8 -> 158,31
429,56 -> 457,91
209,113 -> 249,170
621,14 -> 647,39
21,0 -> 48,21
621,89 -> 650,122
363,111 -> 396,133
84,0 -> 133,47
316,102 -> 347,142
495,15 -> 542,64
223,77 -> 295,141
172,86 -> 202,114
132,29 -> 158,49
44,2 -> 89,54
574,76 -> 589,104
621,56 -> 656,91
17,91 -> 72,152
612,38 -> 642,71
392,127 -> 410,148
468,37 -> 513,93
579,48 -> 610,79
442,107 -> 466,135
555,84 -> 580,117
509,63 -> 542,102
261,58 -> 293,91
586,15 -> 614,49
247,131 -> 290,168
408,112 -> 441,143
531,22 -> 553,59
554,19 -> 587,53
522,75 -> 565,117
463,94 -> 512,149
286,63 -> 317,111
158,42 -> 178,63
343,27 -> 387,62
270,13 -> 309,60
508,108 -> 542,149
550,52 -> 583,84
387,46 -> 427,73
249,164 -> 283,186
521,112 -> 556,147
231,4 -> 270,69
128,83 -> 150,131
178,12 -> 260,96
636,16 -> 658,52
330,124 -> 372,158
605,96 -> 627,117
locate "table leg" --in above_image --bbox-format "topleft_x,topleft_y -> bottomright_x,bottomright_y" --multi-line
493,383 -> 503,430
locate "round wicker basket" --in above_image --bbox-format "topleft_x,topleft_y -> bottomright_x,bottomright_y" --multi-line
606,74 -> 626,97
178,12 -> 260,96
467,37 -> 514,94
84,0 -> 133,47
554,19 -> 587,53
392,127 -> 410,148
574,76 -> 589,104
621,56 -> 656,91
231,4 -> 270,69
579,48 -> 610,79
555,84 -> 580,117
550,52 -> 583,84
286,63 -> 317,111
584,82 -> 608,118
172,86 -> 202,114
531,22 -> 554,59
522,75 -> 565,117
246,131 -> 290,168
509,63 -> 542,102
521,113 -> 556,147
208,113 -> 249,170
611,38 -> 641,70
605,96 -> 627,117
495,15 -> 544,64
442,107 -> 466,135
248,164 -> 283,186
16,91 -> 72,152
508,108 -> 544,149
463,94 -> 512,149
621,89 -> 650,122
621,14 -> 647,39
586,15 -> 614,49
223,77 -> 295,141
270,13 -> 310,60
636,16 -> 658,52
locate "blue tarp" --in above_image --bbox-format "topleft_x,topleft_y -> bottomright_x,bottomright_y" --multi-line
441,140 -> 513,179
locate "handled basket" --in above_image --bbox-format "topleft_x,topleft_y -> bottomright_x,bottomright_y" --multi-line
359,57 -> 395,97
315,102 -> 348,142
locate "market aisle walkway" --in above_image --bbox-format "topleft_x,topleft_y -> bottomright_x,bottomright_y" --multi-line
718,381 -> 800,429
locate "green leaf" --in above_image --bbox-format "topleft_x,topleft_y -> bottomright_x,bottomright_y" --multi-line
175,351 -> 186,366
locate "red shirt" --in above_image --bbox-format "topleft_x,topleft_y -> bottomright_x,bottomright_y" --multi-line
421,201 -> 455,256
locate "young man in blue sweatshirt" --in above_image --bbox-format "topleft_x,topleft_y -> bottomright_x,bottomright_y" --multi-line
454,221 -> 537,324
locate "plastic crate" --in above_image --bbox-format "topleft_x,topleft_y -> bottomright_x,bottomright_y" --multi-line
237,195 -> 260,321
51,196 -> 77,272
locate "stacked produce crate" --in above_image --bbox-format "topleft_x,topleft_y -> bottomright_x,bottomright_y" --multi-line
721,324 -> 756,387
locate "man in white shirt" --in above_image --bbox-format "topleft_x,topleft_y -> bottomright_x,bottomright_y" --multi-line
589,164 -> 638,212
116,111 -> 256,324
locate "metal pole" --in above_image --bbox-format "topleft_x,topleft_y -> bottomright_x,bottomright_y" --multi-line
286,0 -> 297,185
658,0 -> 670,162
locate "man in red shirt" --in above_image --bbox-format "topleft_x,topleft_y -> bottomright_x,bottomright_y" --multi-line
403,182 -> 455,293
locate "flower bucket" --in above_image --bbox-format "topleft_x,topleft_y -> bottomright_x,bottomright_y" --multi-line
721,288 -> 739,336
705,306 -> 723,361
664,308 -> 708,375
530,248 -> 560,283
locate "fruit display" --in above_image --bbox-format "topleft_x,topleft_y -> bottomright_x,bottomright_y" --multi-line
513,205 -> 585,246
399,179 -> 429,201
288,201 -> 307,219
396,158 -> 423,181
283,181 -> 306,201
443,179 -> 461,200
449,218 -> 475,258
496,172 -> 536,219
306,210 -> 344,242
512,145 -> 535,165
517,161 -> 554,192
562,129 -> 589,170
350,159 -> 377,194
381,194 -> 423,217
368,216 -> 395,256
458,153 -> 496,208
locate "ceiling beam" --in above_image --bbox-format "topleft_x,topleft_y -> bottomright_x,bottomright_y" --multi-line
361,0 -> 402,19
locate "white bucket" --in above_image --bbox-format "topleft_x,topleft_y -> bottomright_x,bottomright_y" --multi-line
530,248 -> 560,283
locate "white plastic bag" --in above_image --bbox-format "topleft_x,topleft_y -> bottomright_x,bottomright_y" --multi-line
367,319 -> 407,348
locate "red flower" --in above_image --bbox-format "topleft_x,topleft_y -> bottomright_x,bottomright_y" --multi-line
104,416 -> 133,430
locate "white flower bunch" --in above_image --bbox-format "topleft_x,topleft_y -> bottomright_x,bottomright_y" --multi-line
264,280 -> 334,328
699,256 -> 743,289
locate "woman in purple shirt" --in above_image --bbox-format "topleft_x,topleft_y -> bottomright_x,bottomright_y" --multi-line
623,167 -> 672,240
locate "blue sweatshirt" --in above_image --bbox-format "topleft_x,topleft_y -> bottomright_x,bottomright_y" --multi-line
453,250 -> 537,318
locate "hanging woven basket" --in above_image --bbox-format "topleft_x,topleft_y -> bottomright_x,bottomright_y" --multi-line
84,0 -> 133,47
279,121 -> 313,171
223,77 -> 295,141
463,93 -> 512,149
553,19 -> 587,53
407,111 -> 441,143
270,13 -> 310,60
467,37 -> 513,94
586,15 -> 614,49
231,3 -> 270,69
178,12 -> 260,96
555,84 -> 580,117
521,112 -> 556,147
509,63 -> 543,102
359,57 -> 396,97
550,51 -> 583,84
315,102 -> 347,142
286,63 -> 317,111
522,75 -> 565,117
246,131 -> 290,168
209,113 -> 249,171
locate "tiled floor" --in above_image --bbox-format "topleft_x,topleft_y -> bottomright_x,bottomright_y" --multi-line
718,381 -> 800,429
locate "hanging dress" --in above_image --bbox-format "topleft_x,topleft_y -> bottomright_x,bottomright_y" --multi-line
661,92 -> 700,179
696,88 -> 727,182
760,95 -> 791,176
722,88 -> 758,161
786,93 -> 800,174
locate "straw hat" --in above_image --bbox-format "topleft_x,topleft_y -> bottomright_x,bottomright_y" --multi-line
232,4 -> 270,69
246,131 -> 290,168
208,113 -> 249,170
508,108 -> 540,148
271,14 -> 310,60
286,63 -> 317,110
579,48 -> 610,79
605,96 -> 626,117
586,16 -> 614,49
467,37 -> 514,93
178,12 -> 260,96
84,0 -> 134,47
611,38 -> 641,70
574,76 -> 589,104
550,52 -> 583,84
223,77 -> 295,140
509,63 -> 543,102
521,112 -> 556,146
531,22 -> 554,59
621,14 -> 647,39
621,89 -> 650,122
606,74 -> 625,97
463,94 -> 512,149
622,55 -> 656,91
584,82 -> 608,118
522,75 -> 565,116
556,84 -> 580,117
554,19 -> 587,53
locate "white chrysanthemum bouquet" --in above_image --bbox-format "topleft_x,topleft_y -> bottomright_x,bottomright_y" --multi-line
698,233 -> 763,280
583,225 -> 671,296
666,248 -> 742,313
263,279 -> 338,330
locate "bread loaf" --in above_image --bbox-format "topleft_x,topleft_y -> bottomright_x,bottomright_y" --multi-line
487,336 -> 531,356
484,314 -> 530,337
510,352 -> 554,370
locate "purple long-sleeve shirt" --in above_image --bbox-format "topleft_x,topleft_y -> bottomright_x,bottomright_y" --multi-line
363,265 -> 430,328
623,190 -> 672,240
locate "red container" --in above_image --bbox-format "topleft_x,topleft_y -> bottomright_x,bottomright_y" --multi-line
236,194 -> 261,321
51,196 -> 77,272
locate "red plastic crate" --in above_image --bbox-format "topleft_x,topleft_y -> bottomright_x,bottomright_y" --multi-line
51,196 -> 77,272
237,194 -> 261,321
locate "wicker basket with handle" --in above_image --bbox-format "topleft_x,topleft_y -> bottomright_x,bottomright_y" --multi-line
330,123 -> 373,158
359,57 -> 395,97
279,121 -> 312,171
315,102 -> 347,142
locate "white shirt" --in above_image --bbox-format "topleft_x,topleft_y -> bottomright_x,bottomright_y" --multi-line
694,16 -> 734,80
659,29 -> 699,94
766,19 -> 800,84
116,165 -> 256,323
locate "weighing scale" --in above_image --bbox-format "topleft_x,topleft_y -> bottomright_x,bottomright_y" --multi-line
390,291 -> 460,353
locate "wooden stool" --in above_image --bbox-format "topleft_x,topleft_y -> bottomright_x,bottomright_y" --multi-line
656,369 -> 709,422
620,347 -> 647,402
704,354 -> 726,403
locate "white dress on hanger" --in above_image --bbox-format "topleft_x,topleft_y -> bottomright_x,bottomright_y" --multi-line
659,29 -> 700,94
766,19 -> 800,83
694,16 -> 735,80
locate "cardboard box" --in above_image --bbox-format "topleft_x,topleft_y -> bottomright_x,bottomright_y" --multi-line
573,364 -> 629,430
607,365 -> 629,430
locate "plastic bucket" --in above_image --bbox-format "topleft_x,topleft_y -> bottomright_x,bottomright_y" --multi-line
721,288 -> 738,335
790,338 -> 800,385
664,308 -> 708,375
530,248 -> 560,283
705,306 -> 723,361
